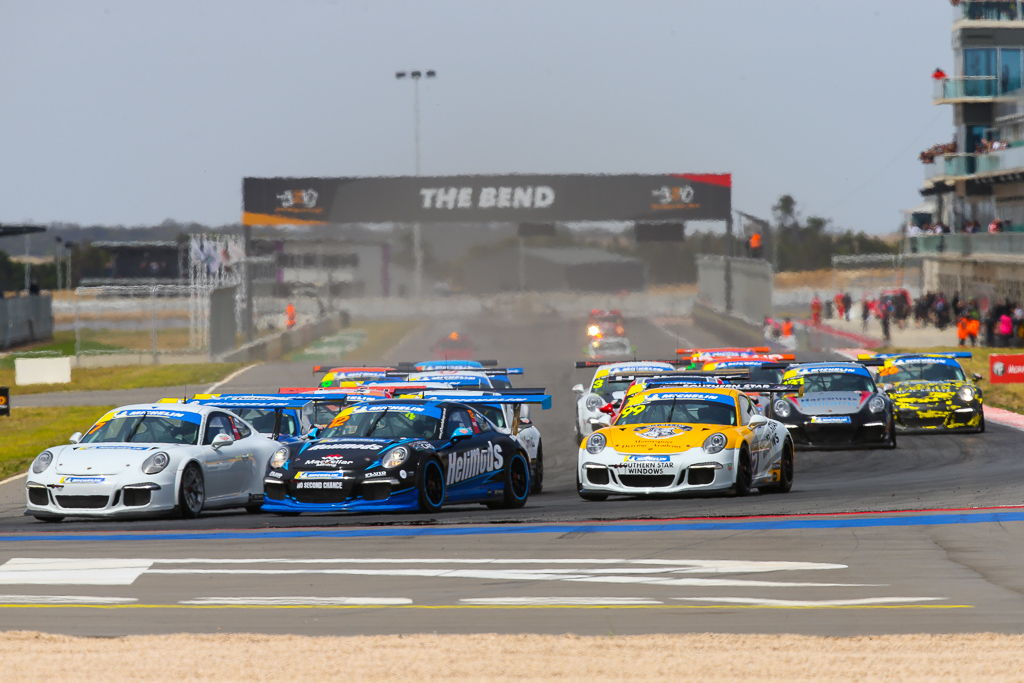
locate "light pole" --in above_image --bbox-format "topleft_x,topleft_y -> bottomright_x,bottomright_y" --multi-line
395,69 -> 436,297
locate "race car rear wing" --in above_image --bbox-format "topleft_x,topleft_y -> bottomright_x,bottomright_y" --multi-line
416,391 -> 553,410
858,352 -> 972,360
676,346 -> 770,355
574,360 -> 687,369
607,370 -> 752,383
395,360 -> 499,371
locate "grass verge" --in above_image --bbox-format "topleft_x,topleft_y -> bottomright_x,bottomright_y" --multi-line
0,363 -> 244,396
0,406 -> 114,480
884,345 -> 1024,413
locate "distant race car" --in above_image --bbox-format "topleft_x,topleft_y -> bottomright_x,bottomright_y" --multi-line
314,366 -> 397,389
431,331 -> 476,359
261,398 -> 535,514
577,386 -> 794,500
771,362 -> 896,449
869,353 -> 985,433
586,309 -> 625,339
585,336 -> 635,361
26,403 -> 284,521
572,360 -> 677,442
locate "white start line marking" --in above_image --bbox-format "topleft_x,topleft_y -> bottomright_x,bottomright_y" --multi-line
180,597 -> 412,606
461,597 -> 662,606
0,594 -> 137,604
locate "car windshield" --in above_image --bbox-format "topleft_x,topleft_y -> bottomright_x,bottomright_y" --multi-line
744,367 -> 784,384
81,414 -> 201,445
321,406 -> 442,440
883,361 -> 965,383
234,408 -> 298,435
615,399 -> 737,426
793,372 -> 876,393
310,402 -> 347,427
475,404 -> 507,428
590,377 -> 634,402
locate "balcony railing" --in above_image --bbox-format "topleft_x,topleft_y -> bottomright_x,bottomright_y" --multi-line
923,154 -> 976,180
955,1 -> 1024,22
905,232 -> 1024,257
976,143 -> 1024,173
934,76 -> 999,102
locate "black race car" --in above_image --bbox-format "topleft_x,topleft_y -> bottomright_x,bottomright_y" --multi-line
261,398 -> 535,514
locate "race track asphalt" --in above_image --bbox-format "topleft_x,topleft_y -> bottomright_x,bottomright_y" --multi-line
1,313 -> 1023,636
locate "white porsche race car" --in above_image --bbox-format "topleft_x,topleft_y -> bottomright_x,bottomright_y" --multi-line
572,360 -> 676,442
25,404 -> 285,522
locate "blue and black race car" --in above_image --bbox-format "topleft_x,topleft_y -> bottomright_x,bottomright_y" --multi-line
261,397 -> 543,514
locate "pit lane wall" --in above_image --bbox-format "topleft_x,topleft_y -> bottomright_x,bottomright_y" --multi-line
696,256 -> 772,325
1,294 -> 53,350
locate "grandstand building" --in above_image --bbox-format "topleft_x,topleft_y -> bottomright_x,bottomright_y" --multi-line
923,1 -> 1024,229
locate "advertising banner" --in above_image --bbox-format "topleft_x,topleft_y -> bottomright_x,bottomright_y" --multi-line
243,174 -> 731,225
989,353 -> 1024,384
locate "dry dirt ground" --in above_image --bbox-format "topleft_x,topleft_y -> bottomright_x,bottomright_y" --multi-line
4,631 -> 1024,681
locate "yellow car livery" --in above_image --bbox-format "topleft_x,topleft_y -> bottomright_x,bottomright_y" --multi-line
577,386 -> 794,499
870,353 -> 984,433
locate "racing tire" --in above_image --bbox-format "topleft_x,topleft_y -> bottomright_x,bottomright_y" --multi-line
32,514 -> 64,523
732,449 -> 753,497
576,471 -> 608,502
976,414 -> 986,434
178,463 -> 206,519
883,425 -> 898,450
759,440 -> 794,494
530,442 -> 544,495
417,457 -> 446,513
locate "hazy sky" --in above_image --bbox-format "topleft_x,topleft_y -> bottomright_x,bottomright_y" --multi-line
0,1 -> 951,233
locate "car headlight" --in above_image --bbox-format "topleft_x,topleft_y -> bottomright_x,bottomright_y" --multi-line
867,395 -> 886,414
383,446 -> 410,469
773,399 -> 792,419
31,451 -> 53,474
269,447 -> 289,469
141,451 -> 170,475
585,394 -> 603,412
957,386 -> 976,402
703,433 -> 728,455
585,432 -> 606,454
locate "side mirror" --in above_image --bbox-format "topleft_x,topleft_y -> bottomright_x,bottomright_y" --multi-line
69,432 -> 82,444
211,432 -> 235,449
519,417 -> 533,426
572,384 -> 585,395
749,415 -> 768,427
450,427 -> 473,442
973,373 -> 984,382
306,427 -> 321,439
881,383 -> 894,393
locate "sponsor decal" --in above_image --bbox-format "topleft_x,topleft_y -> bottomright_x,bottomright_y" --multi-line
990,354 -> 1024,384
643,392 -> 736,405
419,185 -> 555,210
294,471 -> 345,480
810,415 -> 853,424
447,442 -> 503,485
115,409 -> 197,420
792,366 -> 863,376
276,189 -> 319,210
625,455 -> 672,463
354,404 -> 429,414
650,184 -> 697,210
301,458 -> 354,467
267,471 -> 284,479
408,441 -> 433,450
58,476 -> 105,484
633,425 -> 688,440
73,445 -> 152,451
363,471 -> 388,478
306,442 -> 381,451
296,481 -> 345,489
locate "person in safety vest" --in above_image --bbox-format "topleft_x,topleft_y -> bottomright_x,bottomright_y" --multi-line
748,232 -> 763,259
957,314 -> 970,347
286,302 -> 297,329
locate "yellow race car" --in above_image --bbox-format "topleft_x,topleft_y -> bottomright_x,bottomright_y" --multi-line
577,386 -> 794,500
868,353 -> 985,433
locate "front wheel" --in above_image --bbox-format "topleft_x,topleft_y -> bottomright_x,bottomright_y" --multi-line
732,449 -> 753,497
976,413 -> 986,433
178,463 -> 206,518
417,458 -> 446,513
530,443 -> 544,495
883,423 -> 898,449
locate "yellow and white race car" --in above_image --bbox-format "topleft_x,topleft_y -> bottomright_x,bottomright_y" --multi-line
576,386 -> 794,500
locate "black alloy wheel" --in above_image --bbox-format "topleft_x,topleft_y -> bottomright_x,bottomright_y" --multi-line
500,451 -> 531,508
732,449 -> 753,497
178,463 -> 206,519
417,458 -> 446,513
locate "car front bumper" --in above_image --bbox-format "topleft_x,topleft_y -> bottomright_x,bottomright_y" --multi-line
780,416 -> 891,449
577,447 -> 737,496
893,402 -> 983,432
25,476 -> 175,518
262,473 -> 420,513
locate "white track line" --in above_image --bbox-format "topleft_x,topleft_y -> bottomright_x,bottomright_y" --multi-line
0,595 -> 137,604
676,596 -> 944,607
205,363 -> 259,393
181,596 -> 412,606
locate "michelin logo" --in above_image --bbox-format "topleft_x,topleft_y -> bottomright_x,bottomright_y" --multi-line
294,471 -> 346,480
306,442 -> 381,451
447,442 -> 503,485
58,476 -> 105,484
